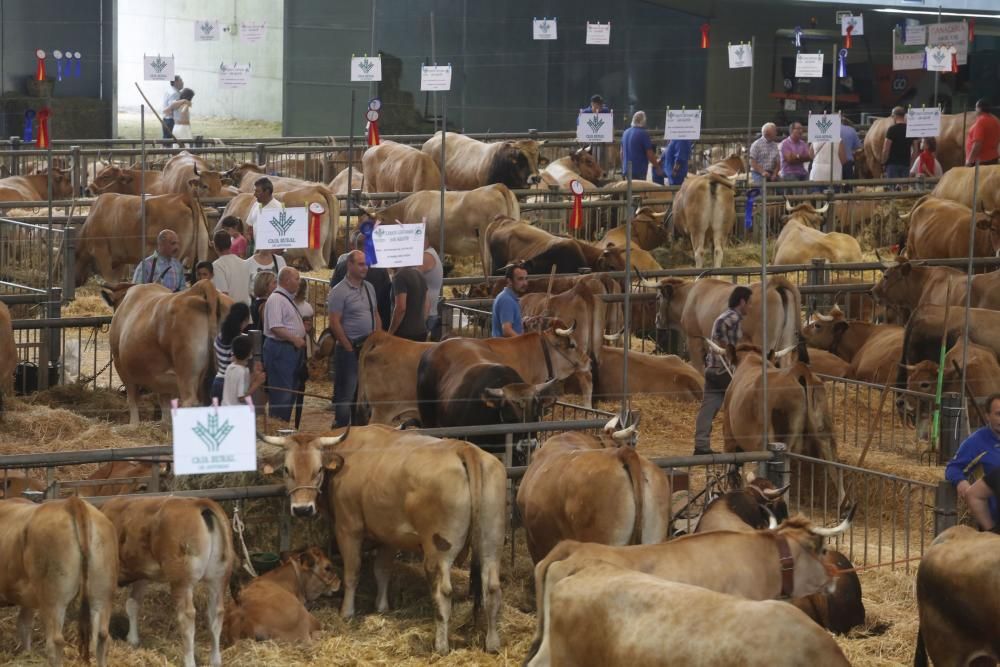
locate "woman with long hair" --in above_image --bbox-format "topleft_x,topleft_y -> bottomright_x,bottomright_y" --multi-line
210,302 -> 251,403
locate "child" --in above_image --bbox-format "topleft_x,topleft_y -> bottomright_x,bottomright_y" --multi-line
195,261 -> 214,282
221,216 -> 248,259
222,334 -> 265,406
910,137 -> 943,178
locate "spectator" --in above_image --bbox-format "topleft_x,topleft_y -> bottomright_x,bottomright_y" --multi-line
779,122 -> 813,182
808,139 -> 847,184
327,250 -> 381,427
580,94 -> 610,115
221,216 -> 248,259
966,98 -> 1000,167
195,261 -> 214,282
212,230 -> 250,304
249,270 -> 276,332
221,334 -> 265,407
331,230 -> 392,329
210,302 -> 251,403
164,88 -> 194,146
657,139 -> 693,186
621,111 -> 662,181
945,394 -> 1000,530
132,229 -> 185,292
492,263 -> 528,337
388,266 -> 429,342
749,123 -> 780,185
161,75 -> 183,141
262,267 -> 307,423
245,177 -> 282,247
294,278 -> 315,358
881,106 -> 916,179
419,234 -> 444,341
245,245 -> 286,300
910,138 -> 943,178
840,120 -> 863,180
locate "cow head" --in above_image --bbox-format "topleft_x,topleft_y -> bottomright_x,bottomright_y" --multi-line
899,359 -> 942,420
782,201 -> 829,227
655,277 -> 688,331
975,210 -> 1000,257
262,429 -> 349,517
186,176 -> 210,200
632,207 -> 669,246
746,473 -> 791,524
223,162 -> 267,185
192,164 -> 225,196
32,166 -> 74,198
594,244 -> 628,272
98,282 -> 136,310
280,546 -> 342,600
540,322 -> 592,378
773,507 -> 856,596
487,142 -> 537,189
800,305 -> 848,350
512,139 -> 543,185
482,377 -> 562,422
570,147 -> 604,183
86,165 -> 128,195
870,259 -> 913,306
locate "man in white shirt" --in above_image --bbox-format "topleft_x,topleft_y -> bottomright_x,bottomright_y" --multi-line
244,177 -> 282,249
162,75 -> 183,141
211,231 -> 250,304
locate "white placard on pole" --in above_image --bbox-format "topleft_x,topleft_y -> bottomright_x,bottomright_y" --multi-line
728,43 -> 752,69
664,109 -> 703,140
255,206 -> 310,250
807,112 -> 842,143
420,65 -> 452,91
841,14 -> 863,36
372,223 -> 426,268
576,112 -> 614,143
143,55 -> 175,81
194,20 -> 220,42
172,405 -> 256,475
218,62 -> 251,89
351,56 -> 383,82
904,25 -> 927,46
925,46 -> 954,73
928,21 -> 968,65
240,21 -> 267,44
795,53 -> 824,78
586,22 -> 610,45
906,108 -> 942,138
533,18 -> 558,40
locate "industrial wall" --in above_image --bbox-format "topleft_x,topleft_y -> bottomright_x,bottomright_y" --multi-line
116,0 -> 283,122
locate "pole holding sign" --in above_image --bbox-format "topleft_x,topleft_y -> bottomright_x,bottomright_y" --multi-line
664,108 -> 702,140
172,403 -> 257,475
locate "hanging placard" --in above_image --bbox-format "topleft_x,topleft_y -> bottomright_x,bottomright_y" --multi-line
143,55 -> 175,81
586,22 -> 610,45
240,21 -> 267,44
728,43 -> 752,69
925,46 -> 954,73
576,112 -> 614,143
172,404 -> 257,475
420,65 -> 452,91
807,112 -> 842,143
664,109 -> 702,140
795,52 -> 824,78
904,25 -> 927,46
351,55 -> 383,82
371,223 -> 426,268
894,28 -> 925,70
533,18 -> 557,40
841,15 -> 863,36
928,21 -> 968,65
906,108 -> 942,138
255,206 -> 311,250
218,62 -> 251,89
194,19 -> 220,41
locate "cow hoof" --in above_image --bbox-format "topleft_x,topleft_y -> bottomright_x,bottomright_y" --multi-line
485,636 -> 501,653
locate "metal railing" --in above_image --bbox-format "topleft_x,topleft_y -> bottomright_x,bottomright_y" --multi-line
12,314 -> 117,391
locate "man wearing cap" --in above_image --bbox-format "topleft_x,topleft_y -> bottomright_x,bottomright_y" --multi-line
966,99 -> 1000,167
162,75 -> 183,141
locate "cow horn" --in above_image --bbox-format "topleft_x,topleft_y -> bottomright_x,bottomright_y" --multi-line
484,387 -> 506,399
262,435 -> 290,447
766,507 -> 779,530
814,312 -> 834,322
611,423 -> 637,442
810,505 -> 856,537
774,344 -> 797,359
555,321 -> 576,336
317,426 -> 350,447
193,164 -> 200,176
815,202 -> 830,215
762,483 -> 791,500
603,415 -> 622,433
603,328 -> 625,342
785,200 -> 795,213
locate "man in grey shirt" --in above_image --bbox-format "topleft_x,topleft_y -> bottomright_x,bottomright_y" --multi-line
263,267 -> 307,423
327,250 -> 381,426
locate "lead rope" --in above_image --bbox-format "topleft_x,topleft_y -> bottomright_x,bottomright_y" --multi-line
232,504 -> 259,578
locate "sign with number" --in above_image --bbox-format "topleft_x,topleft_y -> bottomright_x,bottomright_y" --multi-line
420,65 -> 452,91
906,108 -> 942,138
351,56 -> 382,82
841,14 -> 863,36
586,22 -> 610,45
372,223 -> 426,268
218,62 -> 251,89
576,112 -> 614,143
795,53 -> 824,78
172,405 -> 256,475
533,18 -> 557,40
255,206 -> 310,250
728,43 -> 752,69
664,109 -> 702,140
808,112 -> 842,143
194,20 -> 220,42
928,21 -> 968,65
240,21 -> 267,44
143,55 -> 175,81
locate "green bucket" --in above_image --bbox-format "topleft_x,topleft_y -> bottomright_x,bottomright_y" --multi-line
250,552 -> 280,574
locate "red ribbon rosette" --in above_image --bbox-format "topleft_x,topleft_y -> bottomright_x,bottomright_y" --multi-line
35,49 -> 46,81
844,24 -> 853,49
308,202 -> 324,249
568,180 -> 584,231
37,107 -> 51,148
700,23 -> 710,49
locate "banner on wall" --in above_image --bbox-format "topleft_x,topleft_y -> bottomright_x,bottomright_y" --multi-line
218,62 -> 251,89
143,55 -> 175,81
728,43 -> 752,69
351,56 -> 383,82
533,18 -> 557,40
928,21 -> 968,66
586,22 -> 610,45
240,21 -> 267,44
194,20 -> 220,42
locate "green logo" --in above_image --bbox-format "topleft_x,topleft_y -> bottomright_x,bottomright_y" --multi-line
150,56 -> 168,74
358,58 -> 375,74
199,21 -> 215,37
815,116 -> 833,133
192,413 -> 233,452
539,20 -> 551,33
269,210 -> 295,236
587,115 -> 605,134
414,226 -> 423,236
734,46 -> 745,59
932,51 -> 946,65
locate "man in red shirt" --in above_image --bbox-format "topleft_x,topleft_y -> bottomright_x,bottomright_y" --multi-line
966,99 -> 1000,166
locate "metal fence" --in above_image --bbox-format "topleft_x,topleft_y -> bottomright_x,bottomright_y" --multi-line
11,314 -> 117,392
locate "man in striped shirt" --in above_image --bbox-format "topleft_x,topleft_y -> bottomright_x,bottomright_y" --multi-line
693,286 -> 752,455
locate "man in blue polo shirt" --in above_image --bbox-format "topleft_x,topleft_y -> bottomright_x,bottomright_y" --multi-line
945,393 -> 1000,530
621,111 -> 662,181
491,263 -> 529,337
656,139 -> 693,186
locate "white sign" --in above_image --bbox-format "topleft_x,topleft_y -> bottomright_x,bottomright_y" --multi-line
728,43 -> 752,69
172,405 -> 256,475
533,18 -> 557,40
420,65 -> 452,92
784,98 -> 797,111
255,206 -> 310,250
240,21 -> 267,44
795,53 -> 824,78
664,109 -> 702,140
576,112 -> 614,143
906,108 -> 942,138
371,223 -> 426,268
586,22 -> 610,45
218,62 -> 251,89
194,19 -> 220,42
928,21 -> 968,66
905,25 -> 927,46
841,14 -> 863,36
807,112 -> 842,143
351,56 -> 383,82
925,46 -> 955,73
894,28 -> 925,71
143,55 -> 175,81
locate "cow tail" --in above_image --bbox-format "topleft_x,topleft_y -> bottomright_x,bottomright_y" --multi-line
913,626 -> 928,667
459,446 -> 484,615
321,186 -> 339,268
67,496 -> 93,663
618,446 -> 646,545
200,501 -> 234,575
771,276 -> 801,357
502,183 -> 521,219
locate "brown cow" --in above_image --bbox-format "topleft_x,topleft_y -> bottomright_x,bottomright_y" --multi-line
976,207 -> 1000,256
73,461 -> 160,497
899,304 -> 1000,389
806,347 -> 853,378
482,215 -> 629,276
864,113 -> 976,178
539,148 -> 604,189
670,172 -> 736,268
520,280 -> 618,365
774,202 -> 863,265
0,301 -> 14,416
903,341 -> 1000,430
801,307 -> 904,384
226,162 -> 323,193
101,496 -> 233,667
931,162 -> 1000,212
872,258 -> 1000,316
0,170 -> 74,202
595,206 -> 667,251
148,151 -> 230,198
517,418 -> 671,563
85,165 -> 162,196
914,526 -> 1000,666
75,184 -> 211,286
107,281 -> 224,424
592,346 -> 703,402
223,546 -> 341,644
423,131 -> 541,190
328,167 -> 364,195
0,471 -> 46,498
262,426 -> 506,654
0,497 -> 118,667
362,140 -> 441,194
902,195 -> 997,260
355,331 -> 434,425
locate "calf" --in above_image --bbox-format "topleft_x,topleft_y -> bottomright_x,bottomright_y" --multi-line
223,546 -> 340,644
100,496 -> 234,667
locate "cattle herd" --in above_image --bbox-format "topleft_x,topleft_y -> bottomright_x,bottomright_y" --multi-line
3,117 -> 1000,666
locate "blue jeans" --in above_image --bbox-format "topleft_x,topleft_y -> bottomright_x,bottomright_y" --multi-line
210,376 -> 225,404
332,344 -> 359,427
263,337 -> 301,422
162,117 -> 175,140
885,164 -> 909,179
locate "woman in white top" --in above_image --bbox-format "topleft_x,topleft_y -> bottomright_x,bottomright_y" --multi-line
808,141 -> 848,183
244,249 -> 287,295
164,88 -> 194,145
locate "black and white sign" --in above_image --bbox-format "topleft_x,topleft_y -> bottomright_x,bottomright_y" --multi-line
240,21 -> 267,44
928,21 -> 968,66
420,65 -> 452,91
576,112 -> 614,143
194,20 -> 220,42
795,53 -> 824,78
906,108 -> 942,138
664,109 -> 702,140
172,405 -> 256,475
728,43 -> 752,69
372,223 -> 426,268
255,206 -> 310,250
841,14 -> 863,36
533,18 -> 557,40
351,56 -> 383,82
143,55 -> 175,81
807,112 -> 841,143
218,62 -> 251,89
586,22 -> 610,45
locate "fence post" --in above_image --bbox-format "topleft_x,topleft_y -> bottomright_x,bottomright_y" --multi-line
9,136 -> 20,176
938,391 -> 965,465
933,480 -> 958,536
764,442 -> 789,489
255,143 -> 267,168
63,226 -> 76,300
70,145 -> 82,197
807,258 -> 830,314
